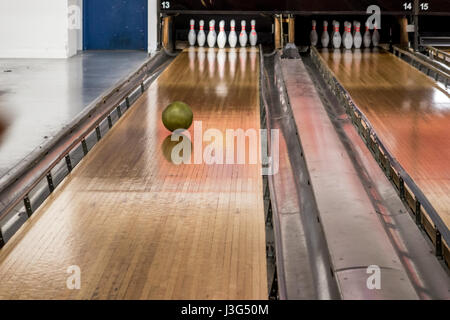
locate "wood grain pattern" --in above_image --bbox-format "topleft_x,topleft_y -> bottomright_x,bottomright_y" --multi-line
319,48 -> 450,230
0,48 -> 267,299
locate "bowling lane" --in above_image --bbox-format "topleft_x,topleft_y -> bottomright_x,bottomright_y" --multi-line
319,48 -> 450,230
0,48 -> 267,299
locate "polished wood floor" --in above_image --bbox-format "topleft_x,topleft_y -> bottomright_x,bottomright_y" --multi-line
0,48 -> 267,299
319,48 -> 450,230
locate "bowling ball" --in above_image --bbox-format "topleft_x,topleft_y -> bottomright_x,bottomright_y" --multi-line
162,101 -> 193,132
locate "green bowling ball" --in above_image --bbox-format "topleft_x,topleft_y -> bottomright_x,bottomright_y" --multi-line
162,101 -> 193,132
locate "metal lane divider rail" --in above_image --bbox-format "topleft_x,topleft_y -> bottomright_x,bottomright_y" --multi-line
392,45 -> 450,87
424,46 -> 450,66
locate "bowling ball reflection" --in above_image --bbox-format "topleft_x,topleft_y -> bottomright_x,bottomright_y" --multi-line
161,134 -> 192,164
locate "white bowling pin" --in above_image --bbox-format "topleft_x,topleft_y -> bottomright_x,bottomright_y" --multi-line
321,21 -> 329,48
249,20 -> 258,46
207,19 -> 216,48
342,22 -> 348,46
310,20 -> 318,46
188,19 -> 196,46
332,21 -> 341,49
343,22 -> 353,49
217,20 -> 226,48
228,19 -> 238,48
363,21 -> 371,48
197,20 -> 206,47
372,22 -> 380,47
239,20 -> 248,47
353,22 -> 362,49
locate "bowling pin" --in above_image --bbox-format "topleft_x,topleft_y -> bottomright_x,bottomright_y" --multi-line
249,20 -> 258,46
343,22 -> 353,49
197,20 -> 206,47
239,20 -> 248,47
342,22 -> 348,46
188,19 -> 196,46
321,21 -> 329,48
332,21 -> 341,49
207,19 -> 216,48
363,21 -> 371,48
372,22 -> 380,47
353,22 -> 362,49
310,20 -> 318,46
228,19 -> 238,48
217,20 -> 227,48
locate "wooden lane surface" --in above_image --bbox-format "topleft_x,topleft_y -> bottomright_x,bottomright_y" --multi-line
0,48 -> 267,299
319,48 -> 450,231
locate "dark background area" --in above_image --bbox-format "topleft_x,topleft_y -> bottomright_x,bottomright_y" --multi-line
162,0 -> 450,13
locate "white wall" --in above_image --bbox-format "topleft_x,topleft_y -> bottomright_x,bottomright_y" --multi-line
0,0 -> 76,58
0,0 -> 157,59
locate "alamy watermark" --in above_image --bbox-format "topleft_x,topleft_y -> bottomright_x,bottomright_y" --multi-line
68,5 -> 81,30
366,265 -> 381,290
167,121 -> 279,176
66,265 -> 81,290
366,5 -> 382,30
